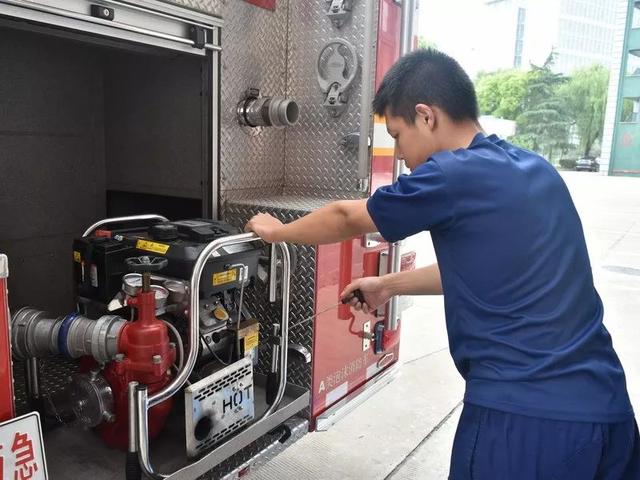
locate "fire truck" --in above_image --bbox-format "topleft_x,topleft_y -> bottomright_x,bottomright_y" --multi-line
0,0 -> 416,478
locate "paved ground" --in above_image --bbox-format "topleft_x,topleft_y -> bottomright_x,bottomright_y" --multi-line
251,171 -> 640,480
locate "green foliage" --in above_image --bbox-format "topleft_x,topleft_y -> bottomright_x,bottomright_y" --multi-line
558,64 -> 609,158
417,37 -> 438,50
476,69 -> 529,120
511,54 -> 571,159
621,98 -> 637,122
474,53 -> 609,161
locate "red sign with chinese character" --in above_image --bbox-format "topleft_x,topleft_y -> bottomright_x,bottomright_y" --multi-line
0,414 -> 47,480
11,432 -> 39,480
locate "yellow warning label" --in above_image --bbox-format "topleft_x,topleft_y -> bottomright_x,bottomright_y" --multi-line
136,239 -> 170,255
213,269 -> 237,286
73,251 -> 82,263
244,332 -> 259,351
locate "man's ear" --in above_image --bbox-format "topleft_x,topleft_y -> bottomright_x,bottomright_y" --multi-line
415,103 -> 436,130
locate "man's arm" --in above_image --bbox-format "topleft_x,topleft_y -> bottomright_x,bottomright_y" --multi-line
341,263 -> 442,313
245,199 -> 377,245
384,263 -> 443,296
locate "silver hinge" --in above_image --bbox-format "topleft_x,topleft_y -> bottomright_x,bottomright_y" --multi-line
0,254 -> 8,278
362,232 -> 385,249
326,0 -> 354,28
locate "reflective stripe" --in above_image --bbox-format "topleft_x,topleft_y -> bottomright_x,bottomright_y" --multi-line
372,115 -> 395,157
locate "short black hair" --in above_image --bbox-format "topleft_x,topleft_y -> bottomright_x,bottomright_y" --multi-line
373,49 -> 479,124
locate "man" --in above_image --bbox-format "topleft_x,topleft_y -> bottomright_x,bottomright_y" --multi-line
245,49 -> 639,479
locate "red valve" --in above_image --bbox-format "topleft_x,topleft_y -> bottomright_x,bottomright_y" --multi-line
98,288 -> 176,450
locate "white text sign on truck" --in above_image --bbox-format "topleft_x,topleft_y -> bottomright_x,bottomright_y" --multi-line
0,413 -> 48,480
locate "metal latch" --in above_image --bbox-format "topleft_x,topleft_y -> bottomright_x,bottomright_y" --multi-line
90,4 -> 114,20
373,321 -> 385,354
317,39 -> 359,117
189,25 -> 206,49
362,321 -> 372,351
362,231 -> 385,249
326,0 -> 353,28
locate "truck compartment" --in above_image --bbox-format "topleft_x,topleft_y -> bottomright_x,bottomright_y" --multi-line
0,23 -> 210,314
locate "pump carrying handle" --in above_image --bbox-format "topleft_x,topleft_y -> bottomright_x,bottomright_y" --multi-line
131,233 -> 293,480
82,214 -> 169,238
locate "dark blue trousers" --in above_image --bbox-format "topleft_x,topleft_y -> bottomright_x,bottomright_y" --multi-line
450,403 -> 640,480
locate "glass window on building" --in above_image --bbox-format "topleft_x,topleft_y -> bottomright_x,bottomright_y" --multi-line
627,50 -> 640,76
513,7 -> 526,68
633,1 -> 640,29
621,98 -> 640,123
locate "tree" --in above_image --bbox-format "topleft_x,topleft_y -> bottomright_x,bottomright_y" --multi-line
511,53 -> 571,160
621,98 -> 636,122
558,65 -> 609,158
417,36 -> 438,50
475,69 -> 529,120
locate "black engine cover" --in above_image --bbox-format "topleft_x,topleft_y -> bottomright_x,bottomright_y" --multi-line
73,219 -> 263,303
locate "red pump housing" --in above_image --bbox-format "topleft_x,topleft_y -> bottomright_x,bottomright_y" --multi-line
98,288 -> 176,450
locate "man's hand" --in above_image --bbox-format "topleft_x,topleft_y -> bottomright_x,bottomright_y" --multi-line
243,199 -> 375,246
341,276 -> 392,315
245,213 -> 284,243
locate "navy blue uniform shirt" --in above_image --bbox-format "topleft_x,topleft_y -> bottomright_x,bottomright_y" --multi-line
367,133 -> 633,422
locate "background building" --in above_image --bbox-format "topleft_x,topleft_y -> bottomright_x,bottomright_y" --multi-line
601,0 -> 640,175
416,0 -> 617,78
483,0 -> 617,74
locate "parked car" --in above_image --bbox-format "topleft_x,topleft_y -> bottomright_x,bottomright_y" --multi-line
576,157 -> 600,172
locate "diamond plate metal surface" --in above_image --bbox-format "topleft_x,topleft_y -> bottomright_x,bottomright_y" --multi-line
284,0 -> 378,195
201,416 -> 308,480
166,0 -> 378,201
224,200 -> 321,393
167,0 -> 288,200
225,193 -> 336,211
13,357 -> 80,417
217,0 -> 288,196
155,0 -> 380,409
282,186 -> 363,200
163,0 -> 224,15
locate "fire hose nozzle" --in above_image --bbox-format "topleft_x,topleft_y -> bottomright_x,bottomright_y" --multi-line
237,89 -> 299,128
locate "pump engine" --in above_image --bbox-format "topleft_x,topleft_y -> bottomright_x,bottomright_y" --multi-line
11,219 -> 264,452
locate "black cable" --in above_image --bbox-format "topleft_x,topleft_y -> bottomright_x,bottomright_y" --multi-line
200,333 -> 228,366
